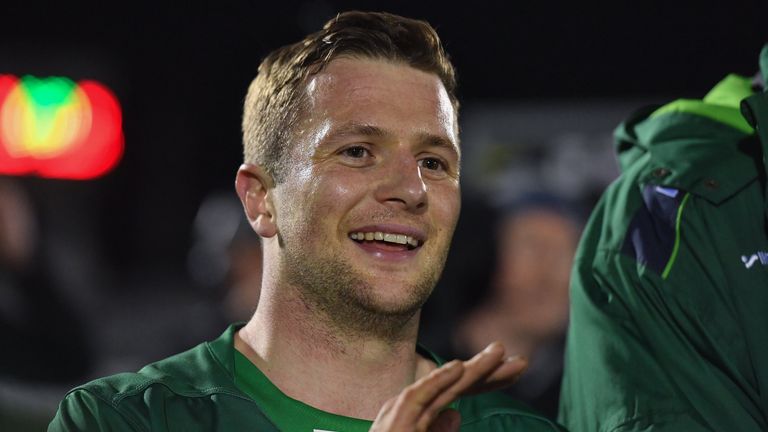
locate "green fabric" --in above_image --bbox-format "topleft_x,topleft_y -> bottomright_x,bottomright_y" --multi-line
49,325 -> 279,431
234,350 -> 372,432
661,192 -> 690,279
232,344 -> 466,431
650,74 -> 754,134
559,57 -> 768,431
49,324 -> 566,431
740,43 -> 768,270
759,44 -> 768,89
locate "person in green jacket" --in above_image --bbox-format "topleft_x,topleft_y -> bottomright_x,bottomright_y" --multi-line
50,11 -> 565,432
559,45 -> 768,431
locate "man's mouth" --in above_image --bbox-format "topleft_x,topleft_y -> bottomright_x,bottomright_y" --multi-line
349,231 -> 421,250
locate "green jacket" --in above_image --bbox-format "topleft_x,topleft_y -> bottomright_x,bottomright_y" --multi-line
559,47 -> 768,431
50,325 -> 565,431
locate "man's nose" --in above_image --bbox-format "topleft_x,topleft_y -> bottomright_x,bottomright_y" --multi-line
374,154 -> 427,212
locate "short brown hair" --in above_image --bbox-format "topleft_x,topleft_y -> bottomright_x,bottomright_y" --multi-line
241,11 -> 458,182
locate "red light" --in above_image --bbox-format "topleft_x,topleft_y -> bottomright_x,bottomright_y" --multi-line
0,75 -> 124,179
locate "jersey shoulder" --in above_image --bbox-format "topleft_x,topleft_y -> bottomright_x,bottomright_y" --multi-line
459,391 -> 566,431
75,338 -> 236,402
50,326 -> 278,431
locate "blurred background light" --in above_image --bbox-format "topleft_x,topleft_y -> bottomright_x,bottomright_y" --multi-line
0,74 -> 123,179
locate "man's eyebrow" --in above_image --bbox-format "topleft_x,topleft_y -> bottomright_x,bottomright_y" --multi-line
327,123 -> 390,140
325,122 -> 459,158
416,132 -> 460,160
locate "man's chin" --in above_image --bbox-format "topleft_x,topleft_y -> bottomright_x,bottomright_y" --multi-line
355,291 -> 429,318
283,246 -> 440,338
322,279 -> 434,339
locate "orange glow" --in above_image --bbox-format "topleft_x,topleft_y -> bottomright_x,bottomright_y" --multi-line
0,75 -> 123,179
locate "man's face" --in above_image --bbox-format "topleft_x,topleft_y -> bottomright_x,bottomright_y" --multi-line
495,209 -> 578,338
272,57 -> 460,335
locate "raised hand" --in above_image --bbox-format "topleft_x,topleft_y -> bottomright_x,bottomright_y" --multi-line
370,342 -> 527,432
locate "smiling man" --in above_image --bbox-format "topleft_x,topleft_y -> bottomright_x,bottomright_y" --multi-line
50,12 -> 564,432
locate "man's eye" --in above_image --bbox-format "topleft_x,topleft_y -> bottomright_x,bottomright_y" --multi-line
341,146 -> 370,158
419,157 -> 445,171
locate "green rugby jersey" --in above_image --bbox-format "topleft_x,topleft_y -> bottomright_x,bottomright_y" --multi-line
234,346 -> 564,432
50,324 -> 565,431
559,46 -> 768,432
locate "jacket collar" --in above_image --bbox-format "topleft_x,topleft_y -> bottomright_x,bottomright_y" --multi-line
615,73 -> 760,205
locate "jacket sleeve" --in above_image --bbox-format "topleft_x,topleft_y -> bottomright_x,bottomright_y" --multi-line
558,246 -> 713,432
49,388 -> 143,432
559,185 -> 765,432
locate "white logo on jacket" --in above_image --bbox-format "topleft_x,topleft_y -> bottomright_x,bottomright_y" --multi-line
741,251 -> 768,268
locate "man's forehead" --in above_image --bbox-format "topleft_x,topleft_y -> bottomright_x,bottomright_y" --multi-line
306,57 -> 448,104
303,57 -> 459,145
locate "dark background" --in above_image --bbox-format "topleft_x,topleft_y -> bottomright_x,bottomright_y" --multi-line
1,1 -> 767,428
2,0 -> 766,278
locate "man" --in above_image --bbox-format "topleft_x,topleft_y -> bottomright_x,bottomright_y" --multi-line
50,11 -> 564,431
559,45 -> 768,431
454,193 -> 581,419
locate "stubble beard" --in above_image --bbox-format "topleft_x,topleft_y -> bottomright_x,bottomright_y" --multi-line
282,240 -> 448,342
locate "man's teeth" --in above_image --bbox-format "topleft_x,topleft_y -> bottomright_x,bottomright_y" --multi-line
350,232 -> 420,247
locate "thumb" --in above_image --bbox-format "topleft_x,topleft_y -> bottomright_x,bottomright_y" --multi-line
428,409 -> 461,432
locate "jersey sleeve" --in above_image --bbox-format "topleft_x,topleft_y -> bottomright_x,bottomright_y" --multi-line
49,388 -> 143,432
460,412 -> 568,432
458,390 -> 567,431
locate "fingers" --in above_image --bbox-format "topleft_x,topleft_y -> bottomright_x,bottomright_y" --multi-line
465,354 -> 527,395
408,361 -> 465,431
426,342 -> 529,415
370,342 -> 527,432
424,342 -> 510,412
409,360 -> 464,408
370,360 -> 464,432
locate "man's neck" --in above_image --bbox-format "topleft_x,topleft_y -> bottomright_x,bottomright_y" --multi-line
236,284 -> 436,420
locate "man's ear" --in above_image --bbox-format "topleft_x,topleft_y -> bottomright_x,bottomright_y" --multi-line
235,163 -> 277,238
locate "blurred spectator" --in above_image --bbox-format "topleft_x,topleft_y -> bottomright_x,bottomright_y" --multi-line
0,177 -> 93,430
452,193 -> 582,418
187,191 -> 262,323
418,194 -> 499,356
0,177 -> 91,383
